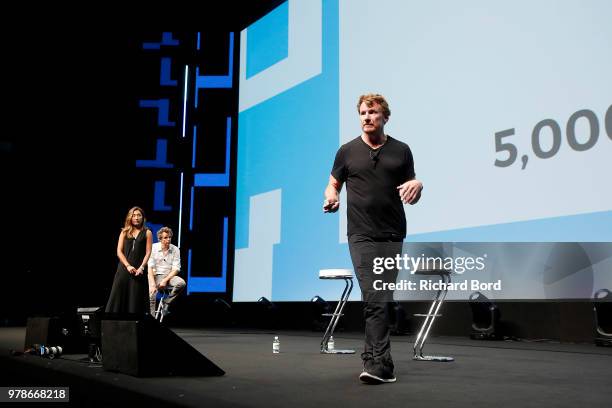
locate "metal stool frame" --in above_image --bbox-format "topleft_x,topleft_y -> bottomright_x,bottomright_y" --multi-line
154,286 -> 174,323
319,272 -> 355,354
412,269 -> 454,362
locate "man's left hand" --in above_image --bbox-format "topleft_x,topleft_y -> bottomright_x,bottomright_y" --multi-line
397,179 -> 423,204
158,279 -> 168,290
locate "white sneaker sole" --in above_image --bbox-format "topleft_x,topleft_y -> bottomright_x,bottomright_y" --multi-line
359,371 -> 396,384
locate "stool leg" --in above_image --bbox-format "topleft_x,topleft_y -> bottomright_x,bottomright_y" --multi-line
155,292 -> 166,321
155,296 -> 161,320
413,290 -> 442,357
329,278 -> 353,337
160,291 -> 170,323
321,279 -> 349,351
418,293 -> 444,353
321,278 -> 355,354
413,273 -> 454,362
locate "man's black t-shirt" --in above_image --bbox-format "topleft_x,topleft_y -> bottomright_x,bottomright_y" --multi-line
331,136 -> 415,239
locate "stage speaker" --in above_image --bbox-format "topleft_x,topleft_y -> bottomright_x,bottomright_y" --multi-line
24,317 -> 64,349
101,315 -> 225,377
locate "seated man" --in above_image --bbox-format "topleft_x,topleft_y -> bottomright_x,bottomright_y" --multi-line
148,227 -> 186,317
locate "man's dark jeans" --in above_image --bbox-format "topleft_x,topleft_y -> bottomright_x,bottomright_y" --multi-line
348,234 -> 403,373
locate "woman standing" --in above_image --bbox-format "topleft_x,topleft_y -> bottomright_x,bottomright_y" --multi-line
105,206 -> 153,314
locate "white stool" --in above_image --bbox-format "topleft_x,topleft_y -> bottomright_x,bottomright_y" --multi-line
412,269 -> 454,362
318,269 -> 355,354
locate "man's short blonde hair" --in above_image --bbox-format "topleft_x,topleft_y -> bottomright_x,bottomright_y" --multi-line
357,93 -> 391,119
157,226 -> 173,240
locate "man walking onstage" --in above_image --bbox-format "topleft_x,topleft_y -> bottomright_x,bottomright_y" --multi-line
323,94 -> 423,384
148,227 -> 186,317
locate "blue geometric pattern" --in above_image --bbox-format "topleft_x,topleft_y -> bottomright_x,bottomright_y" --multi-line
137,31 -> 233,295
193,117 -> 231,188
153,181 -> 172,212
138,99 -> 176,127
160,57 -> 177,86
186,33 -> 235,294
142,32 -> 179,50
187,217 -> 229,294
246,2 -> 289,79
195,33 -> 234,92
135,139 -> 173,168
235,0 -> 347,302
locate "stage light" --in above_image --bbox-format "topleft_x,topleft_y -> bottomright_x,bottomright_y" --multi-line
257,297 -> 277,311
310,296 -> 331,331
468,292 -> 501,340
311,295 -> 330,310
257,297 -> 279,328
77,306 -> 104,362
593,288 -> 612,347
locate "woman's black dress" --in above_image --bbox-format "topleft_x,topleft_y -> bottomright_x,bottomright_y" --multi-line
105,230 -> 149,315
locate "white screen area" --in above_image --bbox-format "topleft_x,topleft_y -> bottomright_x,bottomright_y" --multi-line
234,0 -> 612,302
338,0 -> 611,239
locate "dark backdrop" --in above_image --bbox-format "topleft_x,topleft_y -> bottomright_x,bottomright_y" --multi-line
2,2 -> 284,324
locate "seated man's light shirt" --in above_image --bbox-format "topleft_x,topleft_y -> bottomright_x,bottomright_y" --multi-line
148,243 -> 181,276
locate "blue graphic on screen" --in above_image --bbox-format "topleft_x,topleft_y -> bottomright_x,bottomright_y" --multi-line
235,0 -> 612,302
235,0 -> 351,303
246,1 -> 289,79
185,31 -> 235,295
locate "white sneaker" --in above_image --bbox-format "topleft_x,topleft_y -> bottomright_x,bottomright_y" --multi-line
359,370 -> 397,384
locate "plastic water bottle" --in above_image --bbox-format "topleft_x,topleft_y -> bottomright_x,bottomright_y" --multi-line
273,336 -> 280,354
328,336 -> 335,351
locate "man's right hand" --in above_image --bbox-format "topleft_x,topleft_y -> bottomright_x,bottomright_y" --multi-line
323,175 -> 343,213
323,198 -> 340,213
149,287 -> 157,297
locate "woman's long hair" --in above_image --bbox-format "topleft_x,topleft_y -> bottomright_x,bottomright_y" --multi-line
121,206 -> 147,237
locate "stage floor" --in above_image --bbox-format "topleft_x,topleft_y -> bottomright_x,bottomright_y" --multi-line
2,326 -> 612,407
